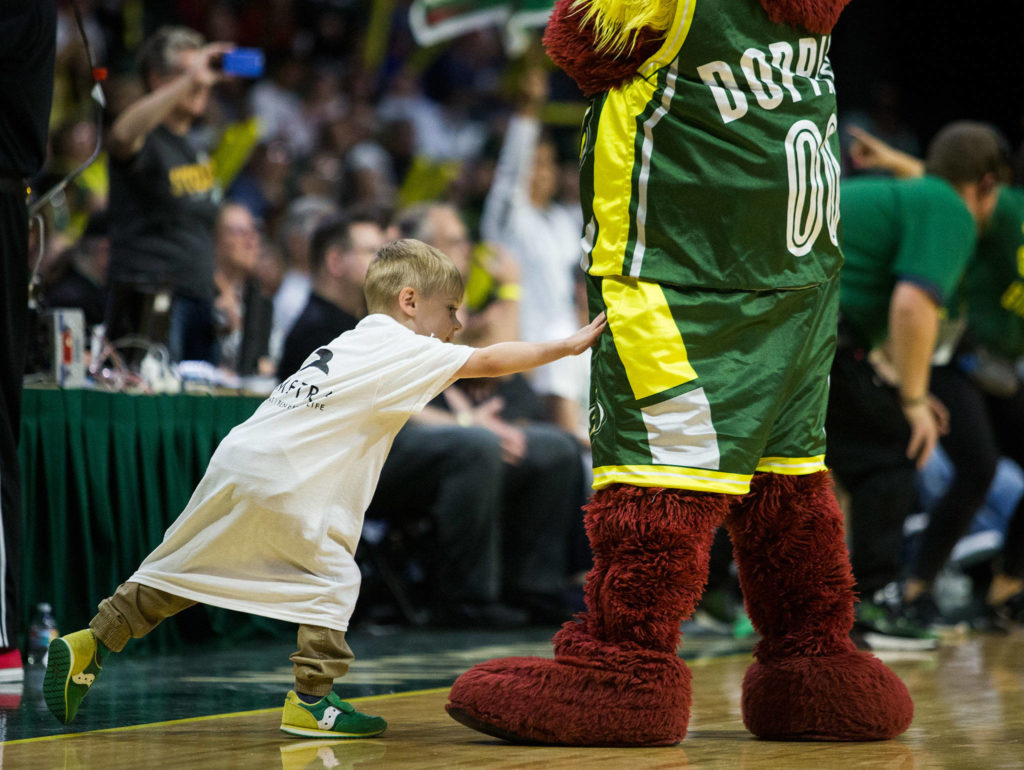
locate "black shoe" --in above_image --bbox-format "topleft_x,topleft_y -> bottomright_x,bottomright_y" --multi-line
902,593 -> 947,630
854,600 -> 939,651
430,601 -> 529,629
987,591 -> 1024,632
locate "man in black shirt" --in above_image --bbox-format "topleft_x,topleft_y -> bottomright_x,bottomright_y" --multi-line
105,26 -> 232,363
0,0 -> 56,682
276,213 -> 384,379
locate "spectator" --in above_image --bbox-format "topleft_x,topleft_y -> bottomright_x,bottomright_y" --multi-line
480,67 -> 588,439
228,140 -> 295,227
213,202 -> 272,376
277,210 -> 386,379
839,81 -> 920,178
827,121 -> 1006,648
396,202 -> 520,347
42,211 -> 109,330
846,125 -> 1024,631
394,201 -> 590,625
104,26 -> 232,363
249,53 -> 314,158
35,118 -> 107,241
269,195 -> 339,364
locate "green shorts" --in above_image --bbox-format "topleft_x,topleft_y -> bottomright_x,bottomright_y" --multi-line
587,273 -> 838,494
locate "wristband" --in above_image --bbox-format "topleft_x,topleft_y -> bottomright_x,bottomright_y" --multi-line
456,412 -> 473,427
496,283 -> 522,301
900,394 -> 928,408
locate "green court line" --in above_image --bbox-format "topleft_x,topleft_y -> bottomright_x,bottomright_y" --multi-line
2,686 -> 452,746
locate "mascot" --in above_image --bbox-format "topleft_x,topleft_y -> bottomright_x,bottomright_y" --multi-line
446,0 -> 916,746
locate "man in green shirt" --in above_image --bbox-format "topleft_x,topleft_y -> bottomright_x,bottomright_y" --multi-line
826,121 -> 1005,649
940,185 -> 1024,627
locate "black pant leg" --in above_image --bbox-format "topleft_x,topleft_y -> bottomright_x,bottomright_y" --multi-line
911,365 -> 999,582
0,193 -> 28,649
500,423 -> 583,596
985,386 -> 1024,578
826,348 -> 917,598
368,423 -> 504,604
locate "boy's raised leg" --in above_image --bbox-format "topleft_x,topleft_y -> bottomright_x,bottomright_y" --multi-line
43,582 -> 194,725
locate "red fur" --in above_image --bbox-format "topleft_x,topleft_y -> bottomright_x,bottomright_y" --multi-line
447,627 -> 691,746
727,470 -> 856,661
742,652 -> 913,740
543,0 -> 851,97
447,476 -> 913,744
577,485 -> 730,651
759,0 -> 852,35
729,472 -> 914,740
446,485 -> 729,746
542,0 -> 661,97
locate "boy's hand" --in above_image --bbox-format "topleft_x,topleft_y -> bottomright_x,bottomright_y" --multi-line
565,312 -> 606,355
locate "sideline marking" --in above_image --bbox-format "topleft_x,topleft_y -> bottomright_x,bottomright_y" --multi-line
2,687 -> 451,745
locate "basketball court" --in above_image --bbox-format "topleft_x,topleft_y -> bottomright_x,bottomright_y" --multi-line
4,622 -> 1023,768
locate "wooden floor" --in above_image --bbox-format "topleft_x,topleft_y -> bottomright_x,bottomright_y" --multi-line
4,630 -> 1024,768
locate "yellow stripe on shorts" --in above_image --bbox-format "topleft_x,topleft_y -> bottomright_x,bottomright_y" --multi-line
589,77 -> 657,277
592,464 -> 751,494
755,455 -> 828,475
602,275 -> 697,400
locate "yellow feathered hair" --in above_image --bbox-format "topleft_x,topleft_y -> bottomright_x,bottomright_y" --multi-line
572,0 -> 676,55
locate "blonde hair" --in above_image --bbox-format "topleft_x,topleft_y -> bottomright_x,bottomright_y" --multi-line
364,239 -> 464,315
137,26 -> 206,88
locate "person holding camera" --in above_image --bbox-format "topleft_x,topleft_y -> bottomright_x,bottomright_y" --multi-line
105,26 -> 235,364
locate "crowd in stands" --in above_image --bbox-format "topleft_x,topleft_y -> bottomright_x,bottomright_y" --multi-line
28,2 -> 1024,641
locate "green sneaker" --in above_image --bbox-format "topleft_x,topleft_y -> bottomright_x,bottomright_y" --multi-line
280,691 -> 387,738
43,629 -> 103,724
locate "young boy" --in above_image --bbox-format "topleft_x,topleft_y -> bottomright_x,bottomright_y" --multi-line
43,238 -> 606,738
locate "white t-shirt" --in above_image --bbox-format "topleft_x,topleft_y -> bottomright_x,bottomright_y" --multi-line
131,315 -> 473,631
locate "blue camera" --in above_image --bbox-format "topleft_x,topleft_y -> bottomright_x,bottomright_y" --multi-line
219,48 -> 264,78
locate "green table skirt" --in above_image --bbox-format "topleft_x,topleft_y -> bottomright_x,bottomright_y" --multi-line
19,388 -> 292,650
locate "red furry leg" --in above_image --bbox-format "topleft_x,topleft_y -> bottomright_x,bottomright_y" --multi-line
727,471 -> 914,740
447,485 -> 729,746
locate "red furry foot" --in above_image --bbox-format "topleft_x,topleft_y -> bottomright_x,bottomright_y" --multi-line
446,625 -> 691,746
742,651 -> 914,740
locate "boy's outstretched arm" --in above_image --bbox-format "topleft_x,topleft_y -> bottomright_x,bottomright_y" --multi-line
456,313 -> 606,380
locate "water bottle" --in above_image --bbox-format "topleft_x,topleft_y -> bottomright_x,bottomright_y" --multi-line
27,602 -> 59,665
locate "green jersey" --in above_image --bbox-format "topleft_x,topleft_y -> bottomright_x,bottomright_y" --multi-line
579,0 -> 843,291
967,185 -> 1024,358
838,175 -> 977,348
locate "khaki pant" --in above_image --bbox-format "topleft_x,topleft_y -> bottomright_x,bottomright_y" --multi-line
89,582 -> 353,697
